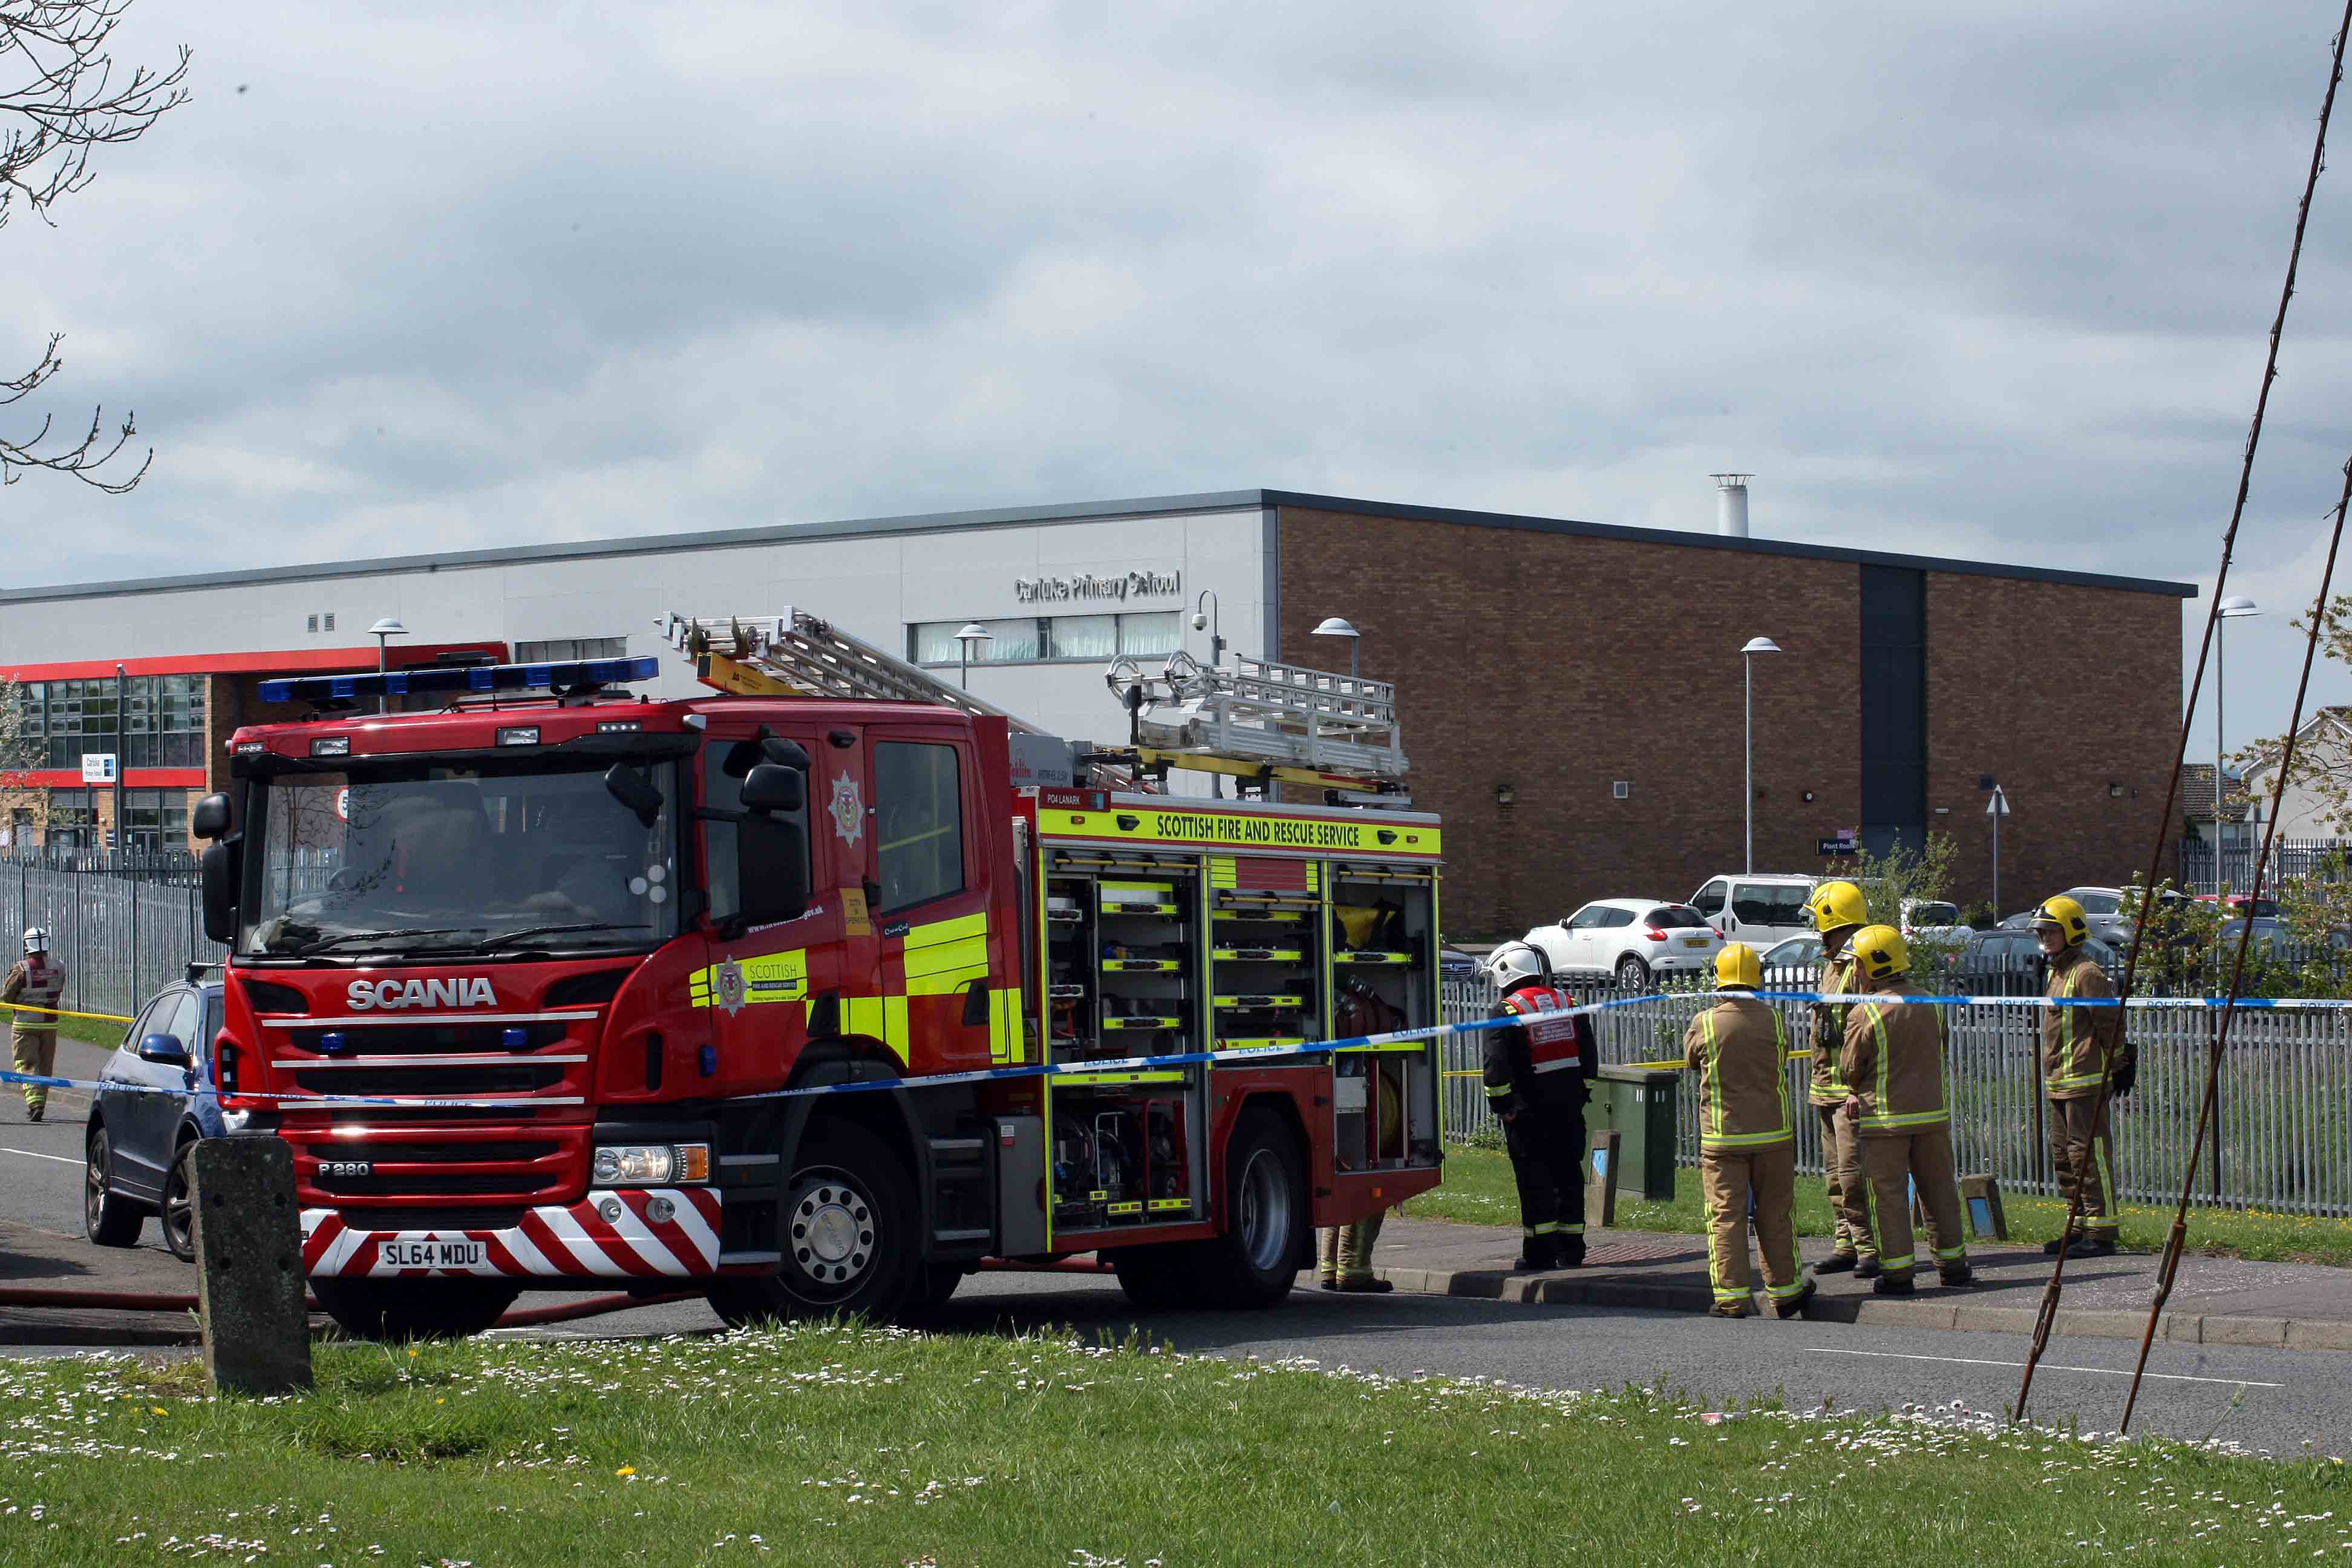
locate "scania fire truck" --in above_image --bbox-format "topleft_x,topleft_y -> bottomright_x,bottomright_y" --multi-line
188,612 -> 1445,1338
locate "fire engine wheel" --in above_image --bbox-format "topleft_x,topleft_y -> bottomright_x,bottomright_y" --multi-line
1110,1243 -> 1200,1311
83,1126 -> 143,1249
1192,1106 -> 1307,1309
708,1121 -> 918,1327
310,1278 -> 522,1341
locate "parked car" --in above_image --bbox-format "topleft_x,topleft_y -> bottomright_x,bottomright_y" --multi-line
1440,945 -> 1481,982
1523,899 -> 1722,988
1758,933 -> 1822,976
2198,893 -> 2281,920
1941,929 -> 2120,982
83,973 -> 225,1262
2214,916 -> 2290,957
1900,899 -> 1966,942
1687,873 -> 1819,950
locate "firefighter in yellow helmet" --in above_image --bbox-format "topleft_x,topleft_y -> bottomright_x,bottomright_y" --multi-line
1682,944 -> 1812,1319
2031,894 -> 2133,1258
1804,880 -> 1878,1278
1838,926 -> 1971,1294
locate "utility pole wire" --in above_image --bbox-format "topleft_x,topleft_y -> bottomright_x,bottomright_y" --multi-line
2014,0 -> 2352,1423
2117,457 -> 2350,1434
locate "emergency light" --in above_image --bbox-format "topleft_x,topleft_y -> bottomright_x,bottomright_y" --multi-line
258,655 -> 661,705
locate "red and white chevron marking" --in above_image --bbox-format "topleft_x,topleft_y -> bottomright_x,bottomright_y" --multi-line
301,1188 -> 722,1279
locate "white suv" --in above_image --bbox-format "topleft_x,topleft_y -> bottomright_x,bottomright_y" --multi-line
1688,874 -> 1820,951
1522,899 -> 1723,988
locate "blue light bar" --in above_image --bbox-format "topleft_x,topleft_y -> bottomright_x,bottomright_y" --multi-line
258,655 -> 661,705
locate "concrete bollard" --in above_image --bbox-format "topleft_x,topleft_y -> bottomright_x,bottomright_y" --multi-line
1960,1173 -> 2008,1241
1585,1128 -> 1622,1230
192,1138 -> 312,1396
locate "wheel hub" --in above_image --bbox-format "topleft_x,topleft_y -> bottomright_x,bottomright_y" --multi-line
787,1179 -> 874,1290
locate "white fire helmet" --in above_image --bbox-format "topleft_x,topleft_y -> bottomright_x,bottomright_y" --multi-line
22,926 -> 48,956
1483,941 -> 1550,989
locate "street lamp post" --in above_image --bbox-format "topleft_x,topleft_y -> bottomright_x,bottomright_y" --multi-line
1741,637 -> 1782,874
367,618 -> 408,716
955,622 -> 994,690
1191,592 -> 1227,796
2214,596 -> 2260,892
1312,616 -> 1362,678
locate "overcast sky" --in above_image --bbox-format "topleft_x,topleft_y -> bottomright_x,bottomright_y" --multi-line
5,1 -> 2350,755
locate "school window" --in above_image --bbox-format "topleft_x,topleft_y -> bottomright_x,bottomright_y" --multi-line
515,636 -> 628,663
906,612 -> 1185,667
873,742 -> 962,910
17,675 -> 207,770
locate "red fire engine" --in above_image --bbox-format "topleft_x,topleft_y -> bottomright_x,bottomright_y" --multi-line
192,612 -> 1443,1338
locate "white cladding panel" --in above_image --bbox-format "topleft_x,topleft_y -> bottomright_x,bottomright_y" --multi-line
0,508 -> 1270,758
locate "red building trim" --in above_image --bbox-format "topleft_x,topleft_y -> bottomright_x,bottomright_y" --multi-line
0,642 -> 507,683
16,768 -> 207,789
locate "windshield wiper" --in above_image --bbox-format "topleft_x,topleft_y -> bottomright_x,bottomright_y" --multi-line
291,927 -> 475,956
475,922 -> 652,953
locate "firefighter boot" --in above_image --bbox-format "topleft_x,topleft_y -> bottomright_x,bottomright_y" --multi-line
1772,1280 -> 1817,1320
1813,1250 -> 1858,1276
1872,1272 -> 1917,1297
1710,1297 -> 1756,1319
1852,1256 -> 1881,1281
2065,1236 -> 2118,1260
1940,1265 -> 1976,1288
1551,1233 -> 1586,1269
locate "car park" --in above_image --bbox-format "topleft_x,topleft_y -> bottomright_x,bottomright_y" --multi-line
1687,873 -> 1819,950
83,973 -> 225,1263
1901,898 -> 1966,941
1758,933 -> 1822,977
1523,899 -> 1722,988
1942,929 -> 2121,984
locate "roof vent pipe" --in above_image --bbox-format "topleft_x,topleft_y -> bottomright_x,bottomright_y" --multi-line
1711,473 -> 1751,538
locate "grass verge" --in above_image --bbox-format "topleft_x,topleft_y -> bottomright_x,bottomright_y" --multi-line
1409,1145 -> 2352,1268
2,1325 -> 2347,1565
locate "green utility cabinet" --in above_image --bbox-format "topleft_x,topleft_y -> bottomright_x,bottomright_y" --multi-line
1586,1065 -> 1679,1201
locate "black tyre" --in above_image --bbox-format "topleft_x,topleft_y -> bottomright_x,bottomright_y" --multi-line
1111,1243 -> 1201,1311
83,1125 -> 145,1248
708,1120 -> 919,1328
1615,955 -> 1650,990
311,1278 -> 521,1341
900,1261 -> 969,1321
1191,1106 -> 1307,1309
160,1142 -> 197,1263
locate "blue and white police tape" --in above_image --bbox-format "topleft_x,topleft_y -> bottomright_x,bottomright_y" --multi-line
5,985 -> 2342,1113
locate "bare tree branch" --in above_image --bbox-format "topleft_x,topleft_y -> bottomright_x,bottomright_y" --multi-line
0,1 -> 186,491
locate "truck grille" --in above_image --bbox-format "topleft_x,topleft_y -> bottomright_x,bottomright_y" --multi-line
283,1021 -> 571,1054
289,1126 -> 587,1207
292,1063 -> 569,1098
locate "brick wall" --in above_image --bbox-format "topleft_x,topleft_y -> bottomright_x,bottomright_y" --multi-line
1926,575 -> 2182,916
1275,505 -> 2184,938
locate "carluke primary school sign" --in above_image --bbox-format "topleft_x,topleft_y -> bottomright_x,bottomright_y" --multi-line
1013,570 -> 1181,604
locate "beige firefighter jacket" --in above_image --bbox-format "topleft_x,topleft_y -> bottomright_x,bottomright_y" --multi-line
1809,946 -> 1860,1105
1682,995 -> 1794,1151
2041,945 -> 2122,1100
1838,979 -> 1950,1136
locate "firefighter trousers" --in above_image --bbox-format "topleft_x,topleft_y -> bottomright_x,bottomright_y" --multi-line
2047,1095 -> 2117,1235
1858,1125 -> 1968,1279
1504,1101 -> 1587,1253
11,1028 -> 56,1112
1700,1140 -> 1803,1305
1814,1101 -> 1875,1261
1317,1210 -> 1387,1284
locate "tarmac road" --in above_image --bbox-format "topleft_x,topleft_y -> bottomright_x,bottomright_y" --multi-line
3,1056 -> 2342,1459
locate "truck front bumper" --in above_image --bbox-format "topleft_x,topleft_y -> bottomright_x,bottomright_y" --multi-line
301,1188 -> 723,1280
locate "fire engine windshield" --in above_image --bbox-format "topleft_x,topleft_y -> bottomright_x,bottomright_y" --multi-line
240,756 -> 681,959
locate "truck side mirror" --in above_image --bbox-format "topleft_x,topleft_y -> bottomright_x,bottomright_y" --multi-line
192,793 -> 233,840
201,840 -> 240,947
741,762 -> 806,815
602,763 -> 665,827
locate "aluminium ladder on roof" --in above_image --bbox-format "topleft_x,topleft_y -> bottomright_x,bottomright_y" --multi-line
659,611 -> 1050,736
1103,648 -> 1409,783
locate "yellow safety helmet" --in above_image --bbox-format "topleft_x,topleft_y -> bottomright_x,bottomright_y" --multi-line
1715,942 -> 1762,991
1809,880 -> 1867,935
2030,894 -> 2090,947
1849,923 -> 1910,982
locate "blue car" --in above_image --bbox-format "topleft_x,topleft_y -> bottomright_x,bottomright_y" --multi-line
84,973 -> 226,1262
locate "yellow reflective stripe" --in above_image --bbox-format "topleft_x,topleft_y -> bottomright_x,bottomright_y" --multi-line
1869,1002 -> 1893,1120
1701,1013 -> 1723,1143
990,987 -> 1025,1065
843,994 -> 910,1062
1859,1109 -> 1948,1131
908,911 -> 989,944
1210,858 -> 1238,889
1700,1129 -> 1797,1149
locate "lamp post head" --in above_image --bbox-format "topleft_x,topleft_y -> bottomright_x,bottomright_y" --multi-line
955,622 -> 995,644
367,617 -> 408,639
2218,596 -> 2260,619
1311,616 -> 1361,640
1741,636 -> 1781,656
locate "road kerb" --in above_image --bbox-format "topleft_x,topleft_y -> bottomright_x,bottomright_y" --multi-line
1374,1267 -> 2351,1353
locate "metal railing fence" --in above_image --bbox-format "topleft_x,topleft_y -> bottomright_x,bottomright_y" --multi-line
2178,835 -> 2347,895
1442,964 -> 2352,1218
1,859 -> 223,1025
